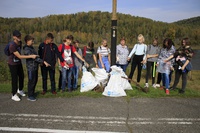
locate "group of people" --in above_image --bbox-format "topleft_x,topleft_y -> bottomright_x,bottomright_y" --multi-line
6,30 -> 194,102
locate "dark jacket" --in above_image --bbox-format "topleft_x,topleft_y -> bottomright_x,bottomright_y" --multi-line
23,44 -> 43,71
38,42 -> 64,67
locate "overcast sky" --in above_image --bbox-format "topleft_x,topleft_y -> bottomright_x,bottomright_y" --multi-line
0,0 -> 199,23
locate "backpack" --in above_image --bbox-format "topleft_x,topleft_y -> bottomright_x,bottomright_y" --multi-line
4,42 -> 14,56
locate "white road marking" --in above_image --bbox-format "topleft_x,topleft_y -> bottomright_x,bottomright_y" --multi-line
0,113 -> 200,126
0,127 -> 123,133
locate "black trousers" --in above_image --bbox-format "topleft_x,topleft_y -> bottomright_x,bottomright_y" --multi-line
41,66 -> 56,92
58,70 -> 62,90
128,55 -> 144,83
9,64 -> 24,96
27,70 -> 38,97
145,61 -> 157,85
172,69 -> 188,91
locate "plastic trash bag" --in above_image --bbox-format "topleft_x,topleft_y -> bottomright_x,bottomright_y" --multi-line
80,66 -> 98,92
92,68 -> 109,87
120,70 -> 132,90
102,66 -> 127,97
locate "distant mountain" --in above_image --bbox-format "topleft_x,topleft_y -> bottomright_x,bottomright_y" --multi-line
174,16 -> 200,27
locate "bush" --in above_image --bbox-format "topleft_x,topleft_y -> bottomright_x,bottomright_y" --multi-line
0,61 -> 11,82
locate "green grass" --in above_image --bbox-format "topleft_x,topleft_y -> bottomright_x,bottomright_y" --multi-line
0,64 -> 200,98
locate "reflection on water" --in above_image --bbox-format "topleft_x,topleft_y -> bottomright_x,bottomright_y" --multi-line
0,44 -> 200,70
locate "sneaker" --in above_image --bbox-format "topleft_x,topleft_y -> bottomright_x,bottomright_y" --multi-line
41,91 -> 46,95
155,84 -> 160,88
144,83 -> 149,88
17,89 -> 26,97
27,96 -> 36,101
153,84 -> 157,89
11,94 -> 21,101
52,91 -> 57,95
166,89 -> 170,95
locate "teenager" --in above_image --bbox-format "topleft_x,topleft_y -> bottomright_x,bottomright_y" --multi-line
58,35 -> 88,92
97,39 -> 111,72
116,37 -> 129,72
23,35 -> 50,101
83,41 -> 98,71
38,33 -> 66,95
145,37 -> 160,88
165,38 -> 194,94
8,30 -> 37,101
128,34 -> 147,84
157,38 -> 176,95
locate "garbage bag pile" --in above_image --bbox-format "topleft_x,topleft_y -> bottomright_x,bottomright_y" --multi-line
80,65 -> 132,97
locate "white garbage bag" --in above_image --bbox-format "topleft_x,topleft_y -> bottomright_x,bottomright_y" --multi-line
92,68 -> 109,87
102,66 -> 126,97
120,70 -> 132,90
80,66 -> 98,92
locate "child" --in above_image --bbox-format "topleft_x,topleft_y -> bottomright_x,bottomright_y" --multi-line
23,35 -> 50,101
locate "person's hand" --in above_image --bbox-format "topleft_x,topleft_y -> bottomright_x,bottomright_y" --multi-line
181,66 -> 185,71
64,62 -> 69,68
170,66 -> 174,71
44,61 -> 51,67
164,59 -> 168,63
31,55 -> 38,59
102,64 -> 105,68
84,61 -> 89,68
127,57 -> 131,61
141,60 -> 146,64
95,64 -> 99,68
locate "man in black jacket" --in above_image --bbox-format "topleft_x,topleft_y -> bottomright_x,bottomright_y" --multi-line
38,33 -> 66,95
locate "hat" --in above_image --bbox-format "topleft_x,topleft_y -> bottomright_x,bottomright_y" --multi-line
13,30 -> 21,37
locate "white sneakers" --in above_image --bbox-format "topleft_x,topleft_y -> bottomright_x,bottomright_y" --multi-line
11,89 -> 26,102
144,83 -> 149,88
11,94 -> 21,101
17,89 -> 26,97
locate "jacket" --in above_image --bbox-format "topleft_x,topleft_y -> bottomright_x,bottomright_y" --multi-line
23,44 -> 43,71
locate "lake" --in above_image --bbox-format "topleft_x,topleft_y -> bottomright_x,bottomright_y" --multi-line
0,44 -> 200,70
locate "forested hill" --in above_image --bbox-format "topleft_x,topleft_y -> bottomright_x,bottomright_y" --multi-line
0,11 -> 199,47
174,16 -> 200,28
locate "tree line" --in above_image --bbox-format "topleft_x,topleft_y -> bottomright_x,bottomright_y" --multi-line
0,11 -> 200,47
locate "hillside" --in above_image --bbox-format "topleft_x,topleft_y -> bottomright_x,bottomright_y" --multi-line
174,16 -> 200,27
0,11 -> 199,47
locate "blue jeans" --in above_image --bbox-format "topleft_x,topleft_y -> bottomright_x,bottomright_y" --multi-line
161,73 -> 170,89
62,67 -> 76,91
98,57 -> 110,72
73,65 -> 80,89
116,64 -> 128,72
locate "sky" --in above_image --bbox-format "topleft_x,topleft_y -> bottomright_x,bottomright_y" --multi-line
0,0 -> 200,23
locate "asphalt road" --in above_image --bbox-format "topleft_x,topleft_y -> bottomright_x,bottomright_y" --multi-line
0,93 -> 200,133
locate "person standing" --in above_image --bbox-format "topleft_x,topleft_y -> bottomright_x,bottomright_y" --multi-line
7,30 -> 37,101
145,37 -> 160,88
82,41 -> 98,71
157,38 -> 176,95
38,33 -> 66,95
58,35 -> 88,92
97,39 -> 111,72
72,40 -> 83,90
165,38 -> 194,94
23,35 -> 50,101
128,34 -> 147,84
116,37 -> 129,72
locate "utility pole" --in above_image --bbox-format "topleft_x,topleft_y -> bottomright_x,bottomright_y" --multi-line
111,0 -> 117,66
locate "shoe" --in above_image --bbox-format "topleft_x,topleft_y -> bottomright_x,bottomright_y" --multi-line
41,91 -> 46,95
179,90 -> 185,94
27,96 -> 36,101
169,87 -> 175,90
166,89 -> 170,95
144,83 -> 149,88
17,89 -> 26,97
11,94 -> 21,101
52,91 -> 57,95
155,84 -> 160,88
153,84 -> 157,89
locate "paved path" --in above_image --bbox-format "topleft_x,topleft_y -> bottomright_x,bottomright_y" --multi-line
0,94 -> 200,133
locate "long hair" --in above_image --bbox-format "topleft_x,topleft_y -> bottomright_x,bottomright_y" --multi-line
163,38 -> 174,50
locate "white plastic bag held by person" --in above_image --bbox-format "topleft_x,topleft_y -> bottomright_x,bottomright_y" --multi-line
80,66 -> 98,92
